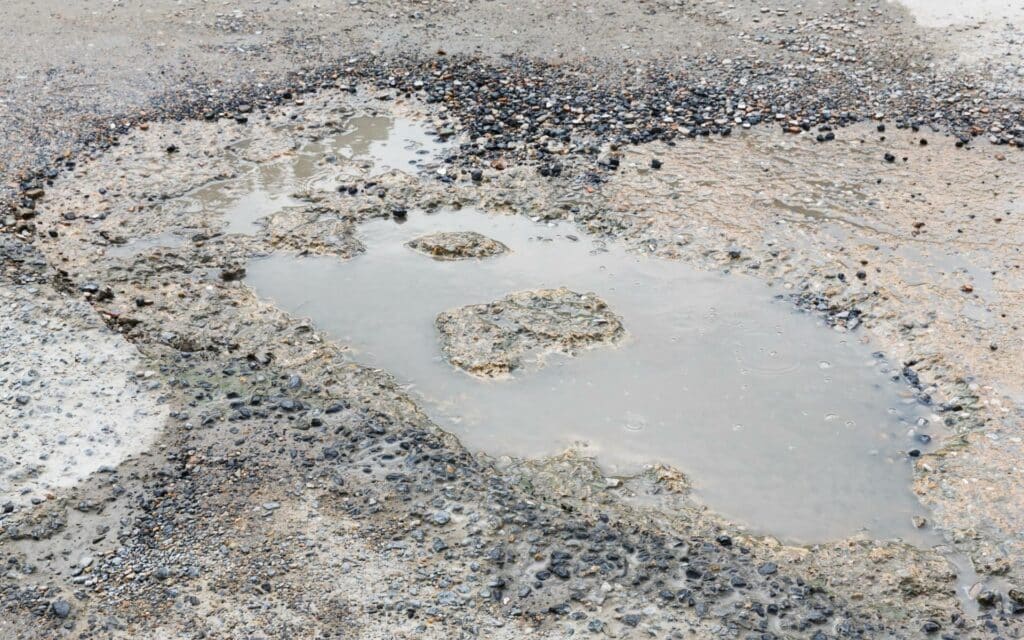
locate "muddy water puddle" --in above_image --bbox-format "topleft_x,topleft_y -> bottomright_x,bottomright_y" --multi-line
246,208 -> 935,543
156,114 -> 447,235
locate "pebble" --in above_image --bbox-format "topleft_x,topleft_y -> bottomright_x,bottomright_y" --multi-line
758,562 -> 778,575
51,599 -> 71,619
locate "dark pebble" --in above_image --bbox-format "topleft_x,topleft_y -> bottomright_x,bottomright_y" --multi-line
976,590 -> 1000,607
51,599 -> 71,619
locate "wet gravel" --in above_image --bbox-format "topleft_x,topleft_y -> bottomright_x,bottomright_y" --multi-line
5,46 -> 1022,224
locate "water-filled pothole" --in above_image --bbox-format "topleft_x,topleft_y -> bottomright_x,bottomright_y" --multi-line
246,208 -> 935,543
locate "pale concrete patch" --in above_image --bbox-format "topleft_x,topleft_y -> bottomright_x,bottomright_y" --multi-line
0,282 -> 165,504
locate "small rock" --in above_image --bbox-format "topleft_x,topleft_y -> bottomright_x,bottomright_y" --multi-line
976,590 -> 1000,608
51,599 -> 71,619
220,266 -> 246,281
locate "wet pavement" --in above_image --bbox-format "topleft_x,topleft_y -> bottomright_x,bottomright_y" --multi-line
2,1 -> 1024,637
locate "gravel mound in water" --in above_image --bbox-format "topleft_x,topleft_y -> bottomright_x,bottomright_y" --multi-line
406,231 -> 509,260
436,288 -> 624,376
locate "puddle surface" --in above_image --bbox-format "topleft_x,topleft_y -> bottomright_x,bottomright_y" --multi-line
322,115 -> 450,177
105,231 -> 184,257
160,115 -> 448,235
246,209 -> 934,543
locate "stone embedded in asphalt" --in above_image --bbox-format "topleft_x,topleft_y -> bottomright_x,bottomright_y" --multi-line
758,562 -> 778,576
220,266 -> 246,281
51,599 -> 71,619
436,287 -> 624,377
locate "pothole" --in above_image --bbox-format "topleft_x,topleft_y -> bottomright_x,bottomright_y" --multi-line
21,91 -> 1022,632
246,207 -> 935,543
